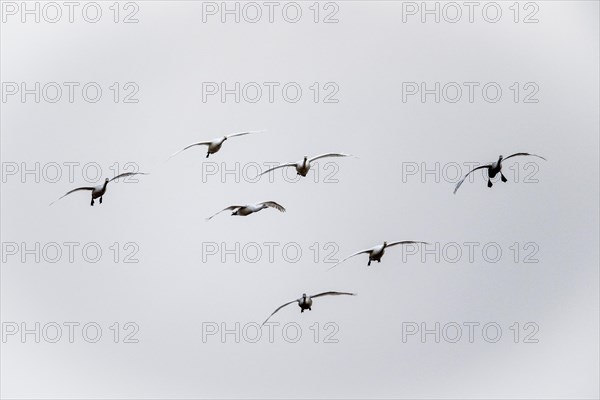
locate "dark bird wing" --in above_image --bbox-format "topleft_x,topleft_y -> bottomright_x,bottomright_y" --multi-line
257,162 -> 296,177
168,141 -> 212,160
206,205 -> 242,221
310,291 -> 357,299
49,187 -> 94,205
108,172 -> 148,183
309,153 -> 351,163
386,240 -> 429,247
261,299 -> 298,326
260,201 -> 286,212
453,164 -> 490,194
226,130 -> 263,139
327,249 -> 372,270
503,152 -> 546,161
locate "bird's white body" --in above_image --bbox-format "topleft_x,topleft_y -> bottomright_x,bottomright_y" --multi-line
369,244 -> 386,262
91,181 -> 109,199
298,295 -> 313,311
488,158 -> 503,178
233,203 -> 266,216
295,157 -> 311,177
207,137 -> 226,155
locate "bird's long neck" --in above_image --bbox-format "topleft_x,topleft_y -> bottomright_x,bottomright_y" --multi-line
103,180 -> 109,189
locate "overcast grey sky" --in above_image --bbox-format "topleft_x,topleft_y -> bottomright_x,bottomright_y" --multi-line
1,1 -> 599,399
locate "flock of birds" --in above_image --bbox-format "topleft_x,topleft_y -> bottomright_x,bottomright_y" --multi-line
49,130 -> 546,324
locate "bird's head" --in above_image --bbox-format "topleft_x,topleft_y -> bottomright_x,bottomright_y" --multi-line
498,155 -> 504,161
104,178 -> 110,183
223,136 -> 228,141
303,155 -> 308,161
383,241 -> 388,247
302,293 -> 307,298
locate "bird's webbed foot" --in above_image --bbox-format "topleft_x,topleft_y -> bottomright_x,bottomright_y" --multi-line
487,179 -> 493,188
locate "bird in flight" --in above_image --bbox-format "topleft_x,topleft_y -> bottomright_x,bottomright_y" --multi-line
328,241 -> 429,270
258,153 -> 351,178
168,131 -> 263,160
50,172 -> 148,206
206,201 -> 286,220
262,291 -> 356,326
454,153 -> 546,194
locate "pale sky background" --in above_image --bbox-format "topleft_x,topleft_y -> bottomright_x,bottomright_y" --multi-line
1,1 -> 599,399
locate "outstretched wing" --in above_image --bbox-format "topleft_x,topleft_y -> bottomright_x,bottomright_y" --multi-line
386,240 -> 429,247
309,153 -> 351,163
226,130 -> 263,139
260,201 -> 286,212
503,152 -> 546,161
168,141 -> 212,160
327,249 -> 372,271
257,162 -> 296,177
49,187 -> 94,205
310,291 -> 356,299
109,172 -> 148,183
453,165 -> 490,194
206,205 -> 242,221
261,299 -> 298,326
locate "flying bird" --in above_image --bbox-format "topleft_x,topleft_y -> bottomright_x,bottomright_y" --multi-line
328,241 -> 429,270
454,153 -> 546,194
50,172 -> 148,206
258,153 -> 351,178
207,201 -> 286,220
168,131 -> 263,159
262,291 -> 356,326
